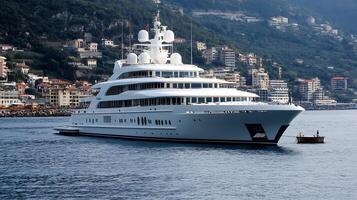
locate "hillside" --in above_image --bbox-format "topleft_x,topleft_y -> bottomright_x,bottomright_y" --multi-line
293,0 -> 357,33
0,0 -> 356,90
0,0 -> 223,80
165,0 -> 357,88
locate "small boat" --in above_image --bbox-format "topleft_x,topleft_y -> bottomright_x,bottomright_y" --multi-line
296,131 -> 324,144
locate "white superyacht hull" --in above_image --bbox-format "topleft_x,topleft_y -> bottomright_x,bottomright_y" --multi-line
62,104 -> 303,145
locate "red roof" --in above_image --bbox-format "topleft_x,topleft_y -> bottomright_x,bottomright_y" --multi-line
331,77 -> 347,80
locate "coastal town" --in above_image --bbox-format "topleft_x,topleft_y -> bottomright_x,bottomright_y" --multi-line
1,10 -> 357,118
0,30 -> 356,117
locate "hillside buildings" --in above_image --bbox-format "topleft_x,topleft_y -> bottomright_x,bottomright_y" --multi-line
37,80 -> 91,107
201,46 -> 236,68
220,47 -> 236,68
68,39 -> 102,58
102,39 -> 117,47
0,56 -> 8,80
269,16 -> 289,26
268,80 -> 289,104
298,78 -> 321,101
0,83 -> 22,107
0,44 -> 16,51
196,42 -> 207,51
202,47 -> 218,64
238,53 -> 258,66
15,62 -> 30,75
200,68 -> 241,87
252,67 -> 269,89
331,77 -> 348,91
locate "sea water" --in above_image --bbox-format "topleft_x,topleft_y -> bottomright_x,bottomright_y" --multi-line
0,110 -> 356,199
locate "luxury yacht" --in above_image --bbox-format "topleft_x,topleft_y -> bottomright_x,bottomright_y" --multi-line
56,11 -> 304,145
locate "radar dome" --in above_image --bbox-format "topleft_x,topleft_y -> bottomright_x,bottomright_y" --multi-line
127,53 -> 137,64
170,53 -> 182,64
138,30 -> 149,42
163,30 -> 174,43
139,52 -> 151,64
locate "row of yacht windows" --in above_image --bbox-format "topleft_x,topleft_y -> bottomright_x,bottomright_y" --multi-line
118,70 -> 199,79
106,82 -> 234,96
97,96 -> 249,108
85,116 -> 172,126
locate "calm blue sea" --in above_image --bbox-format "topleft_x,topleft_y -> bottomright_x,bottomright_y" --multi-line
0,110 -> 356,199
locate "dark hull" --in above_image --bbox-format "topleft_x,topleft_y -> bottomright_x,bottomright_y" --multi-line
296,136 -> 324,143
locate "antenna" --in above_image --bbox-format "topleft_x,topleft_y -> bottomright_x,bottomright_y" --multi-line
128,22 -> 132,53
121,20 -> 124,59
190,19 -> 193,64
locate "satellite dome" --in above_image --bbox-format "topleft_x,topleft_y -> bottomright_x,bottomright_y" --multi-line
139,52 -> 151,64
163,30 -> 174,43
138,30 -> 149,42
127,53 -> 137,64
170,53 -> 182,64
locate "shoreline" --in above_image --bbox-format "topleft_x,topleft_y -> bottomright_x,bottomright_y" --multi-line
1,107 -> 356,118
0,108 -> 71,118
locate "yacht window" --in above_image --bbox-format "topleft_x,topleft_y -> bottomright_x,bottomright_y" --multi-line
173,83 -> 178,88
118,70 -> 152,79
155,71 -> 161,77
207,97 -> 212,103
79,101 -> 91,109
191,83 -> 201,88
184,83 -> 190,88
174,72 -> 179,77
106,85 -> 124,96
192,97 -> 197,103
208,83 -> 213,88
103,116 -> 111,123
203,83 -> 208,88
181,72 -> 189,77
178,83 -> 184,89
214,83 -> 218,88
213,97 -> 219,102
227,97 -> 232,101
186,98 -> 191,104
162,71 -> 172,78
198,97 -> 205,103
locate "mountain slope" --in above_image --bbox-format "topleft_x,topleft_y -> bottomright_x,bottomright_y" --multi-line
0,0 -> 223,79
293,0 -> 357,33
165,0 -> 357,87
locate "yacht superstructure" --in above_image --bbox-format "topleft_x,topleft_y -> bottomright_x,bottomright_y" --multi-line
56,11 -> 304,145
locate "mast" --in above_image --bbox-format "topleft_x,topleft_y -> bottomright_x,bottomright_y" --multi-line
190,19 -> 193,64
121,20 -> 124,59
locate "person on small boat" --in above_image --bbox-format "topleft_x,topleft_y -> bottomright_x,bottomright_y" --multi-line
317,130 -> 320,137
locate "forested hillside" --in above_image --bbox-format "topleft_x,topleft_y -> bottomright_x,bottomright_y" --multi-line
165,0 -> 357,87
0,0 -> 222,79
0,0 -> 356,88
